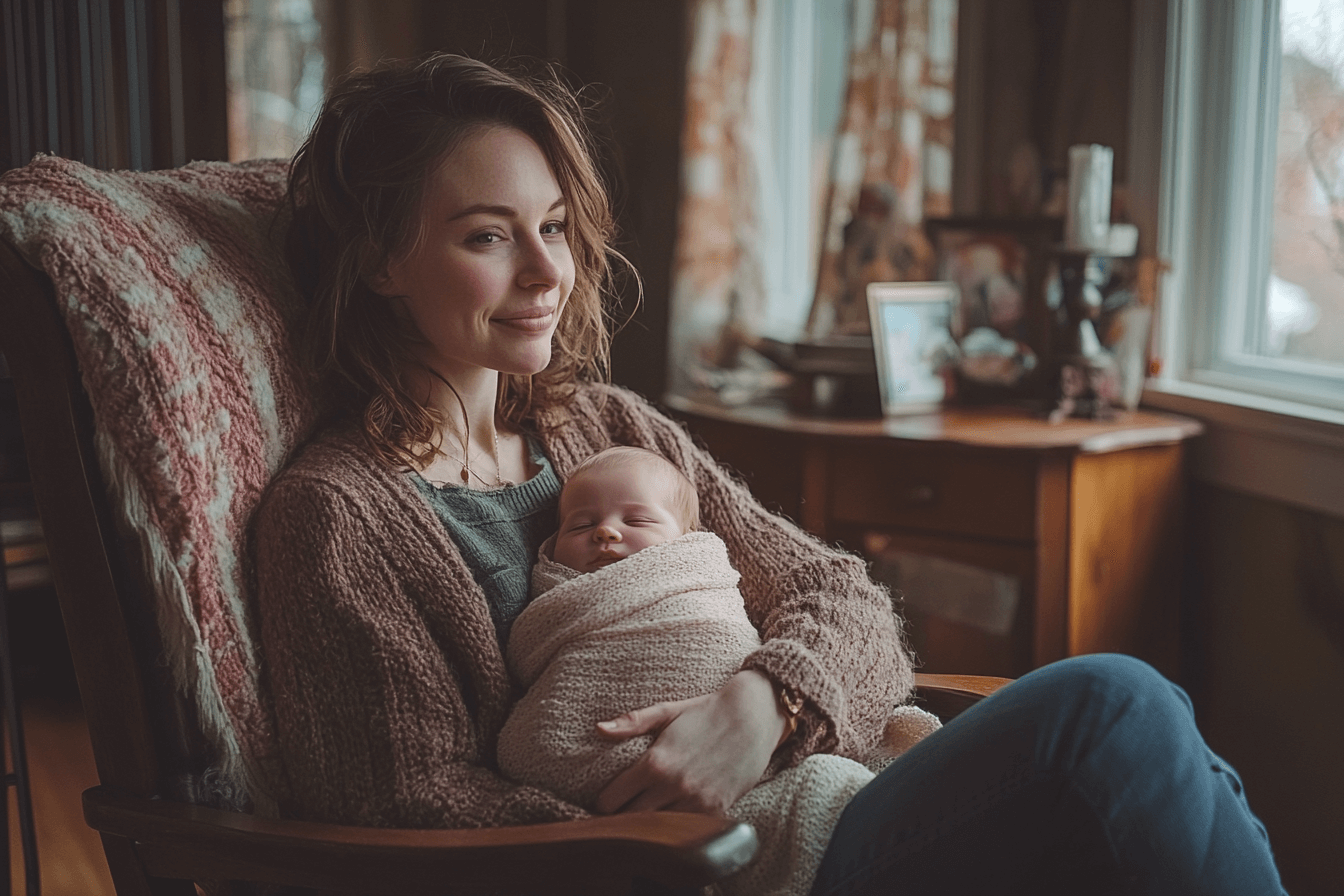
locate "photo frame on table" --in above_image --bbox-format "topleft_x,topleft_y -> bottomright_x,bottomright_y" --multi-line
923,217 -> 1063,352
865,281 -> 959,416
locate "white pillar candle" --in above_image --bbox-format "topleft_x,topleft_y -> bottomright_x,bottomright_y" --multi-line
1065,144 -> 1113,251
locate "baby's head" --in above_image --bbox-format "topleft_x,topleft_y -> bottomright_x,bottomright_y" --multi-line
552,447 -> 699,573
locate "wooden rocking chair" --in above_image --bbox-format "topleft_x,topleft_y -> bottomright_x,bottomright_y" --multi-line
0,157 -> 1007,896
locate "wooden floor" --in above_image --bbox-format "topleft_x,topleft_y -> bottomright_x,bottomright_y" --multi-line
6,695 -> 115,895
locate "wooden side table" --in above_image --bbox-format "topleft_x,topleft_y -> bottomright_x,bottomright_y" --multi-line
667,396 -> 1204,680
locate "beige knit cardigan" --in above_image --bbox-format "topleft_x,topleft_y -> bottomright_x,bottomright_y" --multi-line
251,382 -> 914,829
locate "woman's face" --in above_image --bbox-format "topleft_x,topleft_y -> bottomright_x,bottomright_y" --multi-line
376,126 -> 576,382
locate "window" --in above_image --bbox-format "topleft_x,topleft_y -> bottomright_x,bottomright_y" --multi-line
224,0 -> 325,162
1155,0 -> 1344,417
1144,0 -> 1344,520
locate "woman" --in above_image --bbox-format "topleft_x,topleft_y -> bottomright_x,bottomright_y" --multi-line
253,53 -> 1285,894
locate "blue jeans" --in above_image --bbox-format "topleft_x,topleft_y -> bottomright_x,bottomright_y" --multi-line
810,654 -> 1286,895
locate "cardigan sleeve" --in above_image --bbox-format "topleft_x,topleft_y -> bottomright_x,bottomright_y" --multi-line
252,469 -> 587,829
583,386 -> 916,768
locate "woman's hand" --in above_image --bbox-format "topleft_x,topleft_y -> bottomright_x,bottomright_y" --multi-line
592,669 -> 789,815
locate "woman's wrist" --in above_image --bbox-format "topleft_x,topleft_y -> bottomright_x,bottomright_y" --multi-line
728,669 -> 790,750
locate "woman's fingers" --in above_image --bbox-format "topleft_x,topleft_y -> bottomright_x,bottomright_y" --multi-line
593,757 -> 678,814
592,671 -> 784,816
596,698 -> 688,739
592,750 -> 723,815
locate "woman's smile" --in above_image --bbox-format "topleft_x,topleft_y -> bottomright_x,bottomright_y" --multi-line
492,306 -> 558,332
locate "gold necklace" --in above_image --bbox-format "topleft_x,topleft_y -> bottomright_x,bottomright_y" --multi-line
435,428 -> 511,488
419,365 -> 513,488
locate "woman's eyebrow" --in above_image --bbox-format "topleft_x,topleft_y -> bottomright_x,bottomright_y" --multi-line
448,197 -> 566,221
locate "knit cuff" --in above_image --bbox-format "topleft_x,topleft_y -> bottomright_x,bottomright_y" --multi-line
740,638 -> 843,771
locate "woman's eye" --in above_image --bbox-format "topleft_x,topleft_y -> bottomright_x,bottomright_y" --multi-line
541,220 -> 567,236
471,231 -> 503,245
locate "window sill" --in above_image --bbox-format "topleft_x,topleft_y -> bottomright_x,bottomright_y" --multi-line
1141,380 -> 1344,520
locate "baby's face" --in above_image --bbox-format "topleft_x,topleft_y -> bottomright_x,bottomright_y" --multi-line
552,466 -> 686,573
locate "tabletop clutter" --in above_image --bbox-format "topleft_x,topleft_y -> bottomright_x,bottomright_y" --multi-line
755,143 -> 1153,423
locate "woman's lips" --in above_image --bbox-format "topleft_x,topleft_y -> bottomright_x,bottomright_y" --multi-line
493,308 -> 555,332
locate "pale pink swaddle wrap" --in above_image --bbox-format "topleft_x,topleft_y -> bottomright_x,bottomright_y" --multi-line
499,532 -> 940,896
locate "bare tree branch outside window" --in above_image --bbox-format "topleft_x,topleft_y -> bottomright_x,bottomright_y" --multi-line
224,0 -> 325,162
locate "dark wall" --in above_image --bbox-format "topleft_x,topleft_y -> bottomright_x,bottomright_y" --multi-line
955,0 -> 1133,216
1185,485 -> 1344,896
563,2 -> 685,402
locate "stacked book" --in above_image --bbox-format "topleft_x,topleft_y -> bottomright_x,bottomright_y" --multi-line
755,335 -> 877,376
2,513 -> 49,592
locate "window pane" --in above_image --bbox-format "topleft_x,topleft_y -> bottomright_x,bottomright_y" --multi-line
225,0 -> 325,162
1266,0 -> 1344,366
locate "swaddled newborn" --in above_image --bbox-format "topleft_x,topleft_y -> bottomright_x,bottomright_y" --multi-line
498,447 -> 936,896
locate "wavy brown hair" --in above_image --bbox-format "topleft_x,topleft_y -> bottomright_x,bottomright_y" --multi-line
286,53 -> 629,466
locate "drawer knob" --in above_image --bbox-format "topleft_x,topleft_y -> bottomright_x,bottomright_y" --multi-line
907,484 -> 937,505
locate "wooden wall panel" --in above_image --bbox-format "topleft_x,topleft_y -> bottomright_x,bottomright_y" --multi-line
1,0 -> 227,174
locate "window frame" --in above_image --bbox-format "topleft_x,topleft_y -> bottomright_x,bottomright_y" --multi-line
1138,0 -> 1344,519
1155,0 -> 1344,410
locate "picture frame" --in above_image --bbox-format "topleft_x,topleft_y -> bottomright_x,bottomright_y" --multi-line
865,281 -> 959,415
924,216 -> 1063,353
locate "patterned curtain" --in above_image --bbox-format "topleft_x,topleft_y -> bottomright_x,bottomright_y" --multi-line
668,0 -> 957,397
809,0 -> 957,336
668,0 -> 761,395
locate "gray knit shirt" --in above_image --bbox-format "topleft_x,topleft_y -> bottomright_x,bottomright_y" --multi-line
409,438 -> 559,646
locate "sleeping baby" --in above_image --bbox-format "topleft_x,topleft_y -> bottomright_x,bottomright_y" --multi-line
497,446 -> 940,896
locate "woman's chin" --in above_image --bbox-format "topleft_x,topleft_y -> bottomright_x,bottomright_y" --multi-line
494,347 -> 554,378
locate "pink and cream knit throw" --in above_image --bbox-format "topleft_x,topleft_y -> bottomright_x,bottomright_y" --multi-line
0,156 -> 316,808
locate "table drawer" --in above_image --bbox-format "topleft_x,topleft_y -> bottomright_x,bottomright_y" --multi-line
827,444 -> 1039,541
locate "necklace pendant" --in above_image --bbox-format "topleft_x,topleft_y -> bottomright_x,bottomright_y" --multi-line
460,466 -> 470,483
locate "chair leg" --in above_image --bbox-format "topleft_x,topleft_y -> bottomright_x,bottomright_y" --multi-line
0,689 -> 7,896
0,568 -> 38,896
99,833 -> 197,896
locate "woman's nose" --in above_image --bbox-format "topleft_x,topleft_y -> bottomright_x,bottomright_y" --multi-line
518,237 -> 563,291
594,524 -> 621,544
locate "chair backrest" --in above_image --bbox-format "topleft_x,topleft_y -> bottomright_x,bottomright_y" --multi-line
0,159 -> 770,896
0,158 -> 317,810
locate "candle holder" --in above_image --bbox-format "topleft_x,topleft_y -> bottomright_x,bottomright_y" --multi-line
1045,249 -> 1122,421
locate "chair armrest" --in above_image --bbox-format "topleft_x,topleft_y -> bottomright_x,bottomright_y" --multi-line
83,786 -> 758,896
914,673 -> 1012,721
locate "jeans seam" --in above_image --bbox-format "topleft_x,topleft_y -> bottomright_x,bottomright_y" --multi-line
1062,771 -> 1130,883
